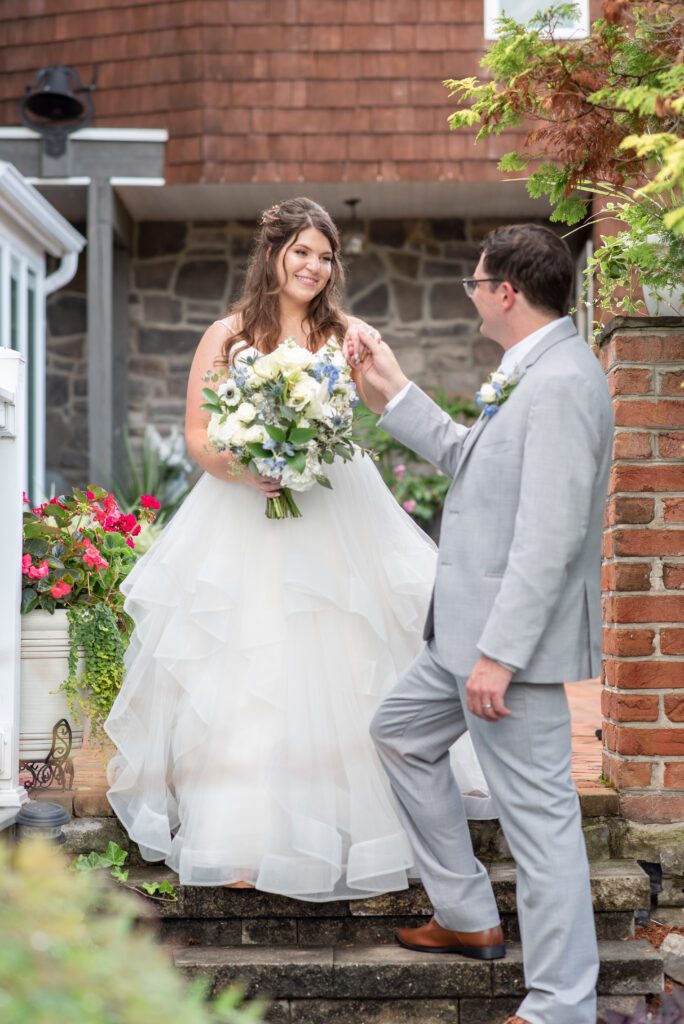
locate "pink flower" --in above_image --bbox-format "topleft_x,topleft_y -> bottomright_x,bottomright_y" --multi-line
21,554 -> 33,574
86,490 -> 95,499
28,560 -> 50,580
402,499 -> 416,514
83,544 -> 109,571
140,494 -> 161,510
50,579 -> 72,599
394,464 -> 406,477
125,537 -> 135,549
120,514 -> 137,534
22,491 -> 30,505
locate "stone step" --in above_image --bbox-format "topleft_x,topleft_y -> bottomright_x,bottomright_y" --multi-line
173,940 -> 663,1023
126,860 -> 649,945
61,792 -> 621,873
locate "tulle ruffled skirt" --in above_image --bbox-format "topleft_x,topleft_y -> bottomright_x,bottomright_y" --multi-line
105,452 -> 494,900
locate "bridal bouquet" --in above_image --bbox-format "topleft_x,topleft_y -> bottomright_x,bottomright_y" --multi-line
202,339 -> 360,519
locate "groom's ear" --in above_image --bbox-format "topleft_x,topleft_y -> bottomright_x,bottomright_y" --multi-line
500,281 -> 519,307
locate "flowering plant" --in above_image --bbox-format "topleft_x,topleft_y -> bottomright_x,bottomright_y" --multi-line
21,486 -> 160,745
21,487 -> 159,615
475,370 -> 518,416
202,339 -> 361,519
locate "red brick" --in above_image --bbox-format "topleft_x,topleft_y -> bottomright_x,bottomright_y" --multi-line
613,694 -> 660,722
603,659 -> 684,689
601,687 -> 612,717
601,334 -> 684,371
665,695 -> 684,722
608,367 -> 653,397
664,763 -> 684,788
657,433 -> 684,459
610,528 -> 684,557
663,563 -> 684,590
602,561 -> 652,592
616,727 -> 684,756
658,370 -> 684,397
611,760 -> 654,789
610,464 -> 684,494
602,721 -> 618,752
613,431 -> 653,460
661,628 -> 684,655
605,496 -> 655,526
619,792 -> 684,823
602,628 -> 655,657
663,498 -> 684,522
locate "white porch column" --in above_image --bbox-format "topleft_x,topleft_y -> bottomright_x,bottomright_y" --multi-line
0,347 -> 29,824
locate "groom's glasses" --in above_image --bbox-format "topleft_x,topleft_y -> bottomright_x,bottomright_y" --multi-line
461,277 -> 503,299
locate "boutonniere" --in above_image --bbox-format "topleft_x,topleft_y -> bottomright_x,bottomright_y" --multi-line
475,370 -> 518,417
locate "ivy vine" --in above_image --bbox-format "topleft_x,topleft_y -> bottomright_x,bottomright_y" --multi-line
62,604 -> 131,747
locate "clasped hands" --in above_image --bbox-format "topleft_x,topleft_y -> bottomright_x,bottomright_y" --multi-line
343,324 -> 513,722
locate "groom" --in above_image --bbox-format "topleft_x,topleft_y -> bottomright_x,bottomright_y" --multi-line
345,224 -> 613,1024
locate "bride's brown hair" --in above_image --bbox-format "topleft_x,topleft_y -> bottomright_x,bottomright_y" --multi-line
220,197 -> 347,364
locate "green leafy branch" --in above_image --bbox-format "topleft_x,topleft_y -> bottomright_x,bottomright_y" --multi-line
73,842 -> 178,902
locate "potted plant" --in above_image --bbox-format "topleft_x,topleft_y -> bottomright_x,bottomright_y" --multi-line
20,486 -> 160,754
445,0 -> 684,326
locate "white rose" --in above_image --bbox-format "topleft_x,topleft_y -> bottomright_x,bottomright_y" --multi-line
289,376 -> 319,411
305,379 -> 334,421
479,383 -> 497,404
243,424 -> 267,444
236,402 -> 257,423
253,352 -> 278,380
490,371 -> 507,386
208,412 -> 240,446
272,342 -> 316,372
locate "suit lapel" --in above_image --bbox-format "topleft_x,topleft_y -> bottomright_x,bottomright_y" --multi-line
451,318 -> 577,483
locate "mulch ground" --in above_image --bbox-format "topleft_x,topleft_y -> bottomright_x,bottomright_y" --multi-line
634,922 -> 684,995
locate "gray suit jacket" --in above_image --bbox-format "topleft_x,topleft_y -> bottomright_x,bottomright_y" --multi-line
379,318 -> 613,683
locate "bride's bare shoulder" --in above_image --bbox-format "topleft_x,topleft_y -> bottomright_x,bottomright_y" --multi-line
195,313 -> 241,357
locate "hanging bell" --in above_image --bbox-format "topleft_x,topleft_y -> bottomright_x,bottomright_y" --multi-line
23,66 -> 88,121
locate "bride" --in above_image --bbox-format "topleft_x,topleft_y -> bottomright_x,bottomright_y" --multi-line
105,197 -> 493,901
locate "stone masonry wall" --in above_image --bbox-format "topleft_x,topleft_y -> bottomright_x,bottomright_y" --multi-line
600,319 -> 684,824
126,216 -> 507,440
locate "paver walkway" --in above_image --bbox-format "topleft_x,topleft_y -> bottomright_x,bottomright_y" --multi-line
41,676 -> 603,815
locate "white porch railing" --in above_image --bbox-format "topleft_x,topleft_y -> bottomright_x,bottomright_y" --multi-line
0,347 -> 29,825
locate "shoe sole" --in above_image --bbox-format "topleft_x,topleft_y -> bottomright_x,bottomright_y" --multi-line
395,936 -> 506,960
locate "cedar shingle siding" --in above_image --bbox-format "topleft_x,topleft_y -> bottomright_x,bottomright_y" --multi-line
0,0 -> 517,184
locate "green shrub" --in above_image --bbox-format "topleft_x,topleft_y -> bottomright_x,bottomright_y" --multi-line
0,841 -> 264,1024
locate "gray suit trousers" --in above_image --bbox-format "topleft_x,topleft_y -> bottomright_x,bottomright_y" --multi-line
370,642 -> 599,1024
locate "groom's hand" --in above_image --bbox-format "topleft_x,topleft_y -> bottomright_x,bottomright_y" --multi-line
343,324 -> 409,414
466,656 -> 513,722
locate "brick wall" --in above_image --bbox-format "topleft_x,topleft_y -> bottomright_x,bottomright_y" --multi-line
600,319 -> 684,824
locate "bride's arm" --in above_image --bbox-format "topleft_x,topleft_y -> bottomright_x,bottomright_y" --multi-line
184,321 -> 281,496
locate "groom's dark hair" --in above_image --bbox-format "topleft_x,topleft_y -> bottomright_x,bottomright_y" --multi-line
480,224 -> 574,317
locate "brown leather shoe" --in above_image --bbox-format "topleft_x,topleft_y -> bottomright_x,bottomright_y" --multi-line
395,916 -> 505,960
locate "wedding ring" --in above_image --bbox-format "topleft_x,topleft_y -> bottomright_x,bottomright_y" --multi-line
482,703 -> 493,709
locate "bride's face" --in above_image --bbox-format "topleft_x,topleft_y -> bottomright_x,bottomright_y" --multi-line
276,227 -> 333,306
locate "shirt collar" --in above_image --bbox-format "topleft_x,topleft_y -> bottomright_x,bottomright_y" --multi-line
498,317 -> 570,377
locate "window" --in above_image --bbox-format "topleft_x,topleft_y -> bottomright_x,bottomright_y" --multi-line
484,0 -> 590,40
0,238 -> 44,502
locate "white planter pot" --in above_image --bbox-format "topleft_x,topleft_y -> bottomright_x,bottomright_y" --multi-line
20,609 -> 85,760
642,235 -> 684,316
643,281 -> 684,317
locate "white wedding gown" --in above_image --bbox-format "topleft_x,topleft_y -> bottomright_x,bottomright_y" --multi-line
105,344 -> 494,901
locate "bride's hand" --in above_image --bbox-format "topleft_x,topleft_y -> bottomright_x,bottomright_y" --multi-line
238,469 -> 282,497
344,324 -> 410,414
